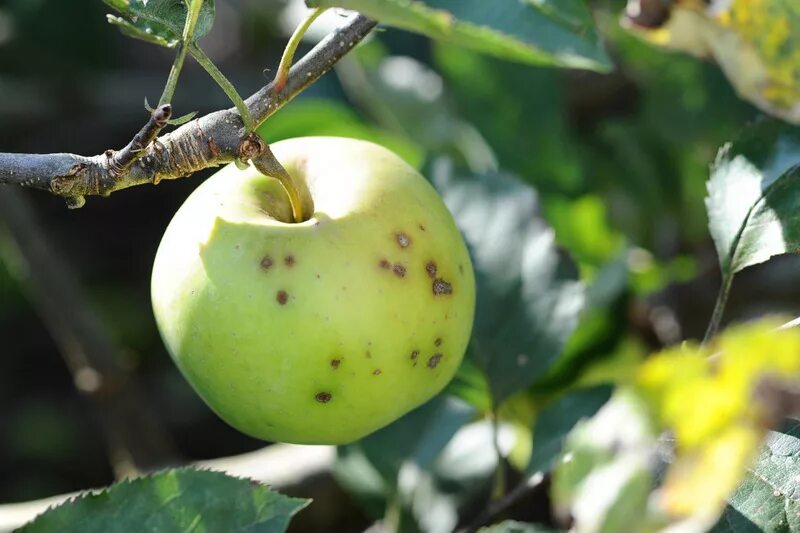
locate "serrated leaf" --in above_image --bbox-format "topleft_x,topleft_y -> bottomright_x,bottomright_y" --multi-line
712,419 -> 800,532
706,120 -> 800,277
19,468 -> 309,533
306,0 -> 611,71
106,13 -> 177,47
431,158 -> 585,404
103,0 -> 215,46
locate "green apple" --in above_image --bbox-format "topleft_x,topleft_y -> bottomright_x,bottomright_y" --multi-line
151,137 -> 475,444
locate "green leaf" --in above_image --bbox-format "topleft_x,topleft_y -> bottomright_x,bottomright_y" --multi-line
335,395 -> 500,533
103,0 -> 215,46
712,419 -> 800,532
106,14 -> 176,47
707,120 -> 800,276
19,468 -> 309,532
551,390 -> 656,533
527,386 -> 612,475
431,158 -> 585,404
306,0 -> 611,71
479,520 -> 557,533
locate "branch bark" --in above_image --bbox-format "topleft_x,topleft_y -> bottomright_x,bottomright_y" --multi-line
0,14 -> 377,207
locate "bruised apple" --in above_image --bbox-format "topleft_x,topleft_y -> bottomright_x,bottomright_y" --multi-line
151,137 -> 475,444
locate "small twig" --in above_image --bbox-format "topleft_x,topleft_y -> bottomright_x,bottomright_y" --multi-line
274,7 -> 328,93
703,272 -> 733,344
159,0 -> 204,105
189,44 -> 256,133
108,104 -> 172,177
0,14 -> 378,204
458,474 -> 546,533
490,408 -> 506,499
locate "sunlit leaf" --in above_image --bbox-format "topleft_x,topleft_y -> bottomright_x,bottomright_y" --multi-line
19,468 -> 309,532
623,1 -> 800,123
103,0 -> 216,47
706,120 -> 800,280
306,0 -> 611,71
555,321 -> 800,532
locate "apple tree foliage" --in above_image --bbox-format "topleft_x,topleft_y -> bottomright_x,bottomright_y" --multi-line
9,0 -> 800,532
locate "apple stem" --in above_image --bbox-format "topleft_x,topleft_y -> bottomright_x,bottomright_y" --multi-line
252,146 -> 312,223
273,7 -> 328,93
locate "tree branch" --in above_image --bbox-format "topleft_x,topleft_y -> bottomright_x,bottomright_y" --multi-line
0,14 -> 377,207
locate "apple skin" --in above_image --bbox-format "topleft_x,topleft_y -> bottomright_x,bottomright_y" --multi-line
151,137 -> 475,444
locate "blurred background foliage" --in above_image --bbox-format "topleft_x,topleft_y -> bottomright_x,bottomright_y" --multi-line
2,0 -> 800,530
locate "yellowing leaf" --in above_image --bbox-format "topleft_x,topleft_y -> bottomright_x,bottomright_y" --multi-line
554,320 -> 800,532
635,320 -> 800,526
623,0 -> 800,123
658,424 -> 762,522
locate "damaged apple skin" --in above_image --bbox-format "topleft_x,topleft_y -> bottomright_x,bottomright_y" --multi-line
151,137 -> 475,444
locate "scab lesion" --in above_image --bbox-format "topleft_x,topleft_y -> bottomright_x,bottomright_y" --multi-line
395,232 -> 411,248
432,278 -> 453,295
427,354 -> 443,369
425,261 -> 437,279
315,392 -> 332,403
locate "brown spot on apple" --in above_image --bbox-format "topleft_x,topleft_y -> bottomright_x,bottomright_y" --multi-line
315,392 -> 332,403
425,261 -> 437,279
396,232 -> 411,248
418,224 -> 426,232
276,290 -> 289,305
331,359 -> 341,369
432,278 -> 453,295
373,369 -> 382,376
284,255 -> 295,267
393,264 -> 406,278
410,350 -> 419,365
260,256 -> 273,270
379,259 -> 391,270
434,338 -> 442,347
428,354 -> 443,368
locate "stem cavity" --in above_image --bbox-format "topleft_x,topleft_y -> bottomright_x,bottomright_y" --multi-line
251,143 -> 313,223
